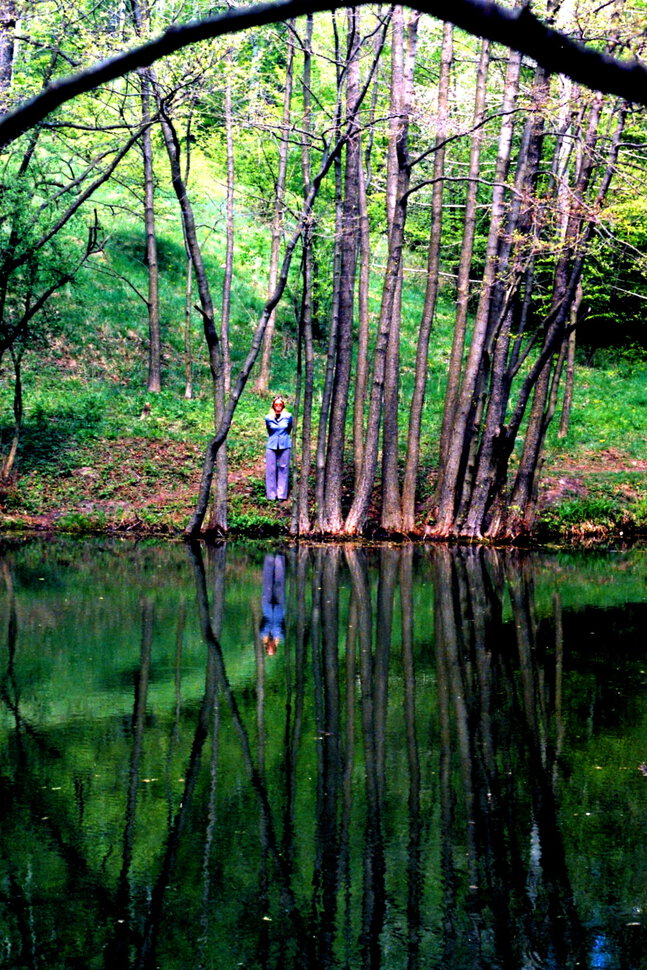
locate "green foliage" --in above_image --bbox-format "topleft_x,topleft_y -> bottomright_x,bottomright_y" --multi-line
547,496 -> 618,526
632,497 -> 647,528
578,108 -> 647,354
56,509 -> 108,533
246,475 -> 269,501
539,473 -> 647,539
228,510 -> 285,534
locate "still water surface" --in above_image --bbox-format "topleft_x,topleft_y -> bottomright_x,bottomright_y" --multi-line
0,538 -> 645,970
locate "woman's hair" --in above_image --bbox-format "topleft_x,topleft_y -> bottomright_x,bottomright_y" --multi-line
272,396 -> 285,409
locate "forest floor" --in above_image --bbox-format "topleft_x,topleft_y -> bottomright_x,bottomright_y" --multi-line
1,337 -> 645,546
1,432 -> 645,545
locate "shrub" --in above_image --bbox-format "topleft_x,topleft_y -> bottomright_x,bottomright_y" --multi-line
56,510 -> 108,534
228,511 -> 286,535
555,497 -> 618,526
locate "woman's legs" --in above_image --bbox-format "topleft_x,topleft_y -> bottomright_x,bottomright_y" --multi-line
265,448 -> 278,499
266,448 -> 290,499
276,448 -> 290,500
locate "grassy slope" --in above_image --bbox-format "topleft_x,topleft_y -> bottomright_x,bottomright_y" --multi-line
0,155 -> 645,542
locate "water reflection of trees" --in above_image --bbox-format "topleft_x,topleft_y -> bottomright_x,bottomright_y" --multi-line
433,547 -> 586,970
190,542 -> 588,970
0,542 -> 639,969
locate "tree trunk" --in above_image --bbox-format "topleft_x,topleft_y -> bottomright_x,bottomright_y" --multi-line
254,21 -> 295,396
352,20 -> 381,487
314,149 -> 343,530
431,48 -> 522,537
320,7 -> 362,533
480,10 -> 627,538
352,123 -> 372,488
460,63 -> 552,538
557,284 -> 581,438
184,255 -> 194,399
399,18 -> 451,533
342,162 -> 410,535
141,73 -> 161,393
292,14 -> 314,535
342,12 -> 418,536
291,241 -> 315,535
435,39 -> 490,497
467,75 -> 577,537
131,0 -> 162,394
314,16 -> 345,531
155,95 -> 228,532
0,346 -> 22,481
506,94 -> 612,533
182,104 -> 197,400
499,103 -> 626,536
188,103 -> 381,537
185,126 -> 342,537
188,29 -> 390,538
0,0 -> 16,108
380,7 -> 408,531
221,46 -> 235,399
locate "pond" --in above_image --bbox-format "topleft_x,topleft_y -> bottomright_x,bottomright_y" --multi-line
0,538 -> 645,970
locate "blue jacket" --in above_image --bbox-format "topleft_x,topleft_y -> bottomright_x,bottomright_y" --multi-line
265,411 -> 293,450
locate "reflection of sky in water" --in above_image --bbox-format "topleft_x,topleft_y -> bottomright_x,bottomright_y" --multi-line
0,539 -> 645,970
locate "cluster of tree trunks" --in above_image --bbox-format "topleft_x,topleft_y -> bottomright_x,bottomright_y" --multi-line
179,5 -> 631,541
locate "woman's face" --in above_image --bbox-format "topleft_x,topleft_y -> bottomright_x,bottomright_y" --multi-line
273,399 -> 285,414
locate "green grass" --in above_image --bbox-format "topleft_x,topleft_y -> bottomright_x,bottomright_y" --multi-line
55,510 -> 108,534
538,474 -> 647,537
549,353 -> 647,458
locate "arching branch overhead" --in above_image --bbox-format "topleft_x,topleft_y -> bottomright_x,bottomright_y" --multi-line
0,0 -> 645,149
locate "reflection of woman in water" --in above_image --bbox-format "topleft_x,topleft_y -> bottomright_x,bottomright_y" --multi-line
260,553 -> 286,656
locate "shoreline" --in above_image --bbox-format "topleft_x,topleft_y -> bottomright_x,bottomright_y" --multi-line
1,439 -> 645,549
1,510 -> 645,550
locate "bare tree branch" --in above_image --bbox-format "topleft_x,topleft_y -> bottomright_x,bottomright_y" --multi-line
5,125 -> 147,273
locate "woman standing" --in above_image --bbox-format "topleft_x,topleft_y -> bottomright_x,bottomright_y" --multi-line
265,395 -> 293,500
